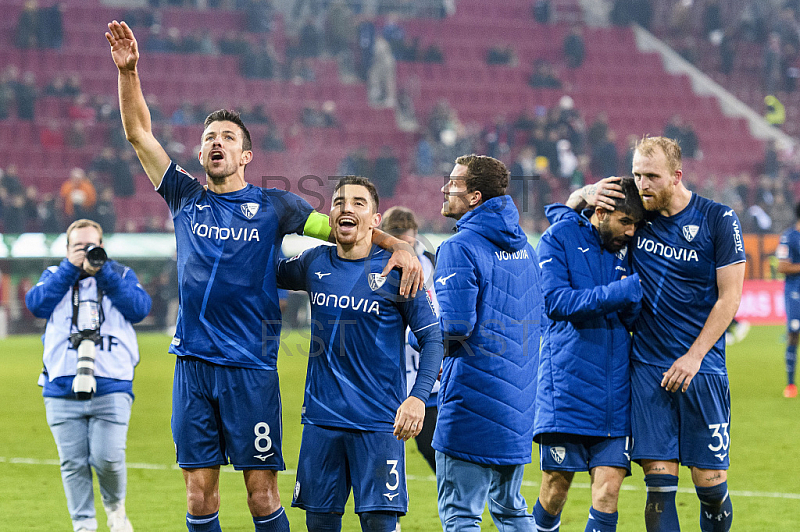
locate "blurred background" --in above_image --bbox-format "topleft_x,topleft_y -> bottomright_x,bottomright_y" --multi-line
0,0 -> 794,333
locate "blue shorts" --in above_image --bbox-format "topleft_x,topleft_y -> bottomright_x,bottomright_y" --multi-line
631,361 -> 730,469
786,289 -> 800,332
292,424 -> 407,515
171,356 -> 284,470
538,433 -> 631,474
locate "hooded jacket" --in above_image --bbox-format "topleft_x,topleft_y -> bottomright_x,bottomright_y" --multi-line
432,196 -> 542,465
534,204 -> 641,439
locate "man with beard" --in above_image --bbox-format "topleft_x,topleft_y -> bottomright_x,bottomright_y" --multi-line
570,136 -> 745,532
106,21 -> 423,532
276,177 -> 443,532
531,177 -> 643,532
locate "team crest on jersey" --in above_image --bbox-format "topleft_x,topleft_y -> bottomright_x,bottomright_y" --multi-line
682,224 -> 699,242
550,446 -> 566,464
615,245 -> 628,260
368,273 -> 387,291
293,481 -> 300,502
241,202 -> 260,219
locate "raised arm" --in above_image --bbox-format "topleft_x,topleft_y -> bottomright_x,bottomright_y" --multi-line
106,21 -> 170,188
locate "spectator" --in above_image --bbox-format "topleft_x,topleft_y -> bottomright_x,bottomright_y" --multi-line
368,36 -> 397,107
0,69 -> 16,120
38,2 -> 63,49
556,138 -> 579,180
382,13 -> 408,59
15,0 -> 39,49
373,145 -> 401,197
529,60 -> 562,88
1,180 -> 27,233
170,101 -> 195,126
719,29 -> 736,74
65,120 -> 88,148
482,115 -> 511,159
324,0 -> 354,57
533,0 -> 551,23
40,120 -> 65,149
415,133 -> 435,175
60,168 -> 97,221
663,114 -> 699,158
44,75 -> 68,97
219,31 -> 249,55
298,18 -> 322,57
587,112 -> 610,148
590,129 -> 619,177
16,71 -> 37,120
509,145 -> 538,213
94,188 -> 116,233
114,150 -> 137,198
64,74 -> 82,97
339,147 -> 371,177
563,26 -> 586,68
261,125 -> 286,152
197,30 -> 219,55
703,0 -> 723,40
422,44 -> 445,63
34,190 -> 61,233
144,24 -> 170,52
241,39 -> 277,79
765,94 -> 786,126
357,18 -> 376,80
765,139 -> 781,178
487,45 -> 515,65
610,0 -> 652,28
764,33 -> 784,94
68,94 -> 96,124
244,0 -> 275,33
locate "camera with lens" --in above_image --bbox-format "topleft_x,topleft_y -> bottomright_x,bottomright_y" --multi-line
84,245 -> 107,269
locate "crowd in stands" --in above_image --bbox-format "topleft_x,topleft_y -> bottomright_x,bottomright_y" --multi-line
5,0 -> 800,236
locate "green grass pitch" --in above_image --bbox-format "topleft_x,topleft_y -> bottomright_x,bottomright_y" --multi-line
1,325 -> 798,531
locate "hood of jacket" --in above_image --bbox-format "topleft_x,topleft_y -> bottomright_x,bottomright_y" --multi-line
455,195 -> 527,253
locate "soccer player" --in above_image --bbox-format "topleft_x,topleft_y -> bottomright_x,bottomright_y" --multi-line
433,155 -> 543,531
26,219 -> 151,532
776,201 -> 800,398
106,21 -> 422,532
533,177 -> 644,532
277,177 -> 443,532
575,137 -> 746,532
380,206 -> 440,472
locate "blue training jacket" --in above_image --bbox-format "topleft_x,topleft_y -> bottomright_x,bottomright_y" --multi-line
432,196 -> 543,465
534,204 -> 641,439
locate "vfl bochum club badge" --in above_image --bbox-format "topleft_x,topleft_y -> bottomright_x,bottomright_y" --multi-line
368,273 -> 386,291
550,446 -> 566,464
682,224 -> 699,242
241,202 -> 260,219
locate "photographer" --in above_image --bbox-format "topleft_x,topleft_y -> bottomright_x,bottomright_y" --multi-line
25,219 -> 150,532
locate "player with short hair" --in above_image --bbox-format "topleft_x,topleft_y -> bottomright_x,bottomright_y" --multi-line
576,136 -> 746,532
775,201 -> 800,398
277,177 -> 443,532
533,177 -> 644,532
380,206 -> 440,472
106,21 -> 423,532
433,154 -> 543,531
26,218 -> 151,532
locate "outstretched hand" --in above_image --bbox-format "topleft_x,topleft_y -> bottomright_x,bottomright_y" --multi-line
106,20 -> 139,72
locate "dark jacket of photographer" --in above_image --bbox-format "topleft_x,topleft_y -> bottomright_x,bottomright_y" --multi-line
26,258 -> 151,398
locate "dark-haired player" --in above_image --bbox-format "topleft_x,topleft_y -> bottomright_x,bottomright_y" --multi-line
277,177 -> 443,532
574,137 -> 745,532
107,20 -> 422,532
532,177 -> 644,532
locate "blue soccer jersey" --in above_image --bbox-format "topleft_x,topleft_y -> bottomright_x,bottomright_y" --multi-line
277,244 -> 441,432
631,194 -> 746,375
158,162 -> 313,370
777,228 -> 800,293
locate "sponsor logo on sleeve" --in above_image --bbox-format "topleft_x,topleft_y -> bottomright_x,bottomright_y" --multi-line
732,220 -> 743,253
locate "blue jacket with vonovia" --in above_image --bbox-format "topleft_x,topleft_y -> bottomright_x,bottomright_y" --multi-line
534,204 -> 641,440
432,196 -> 543,465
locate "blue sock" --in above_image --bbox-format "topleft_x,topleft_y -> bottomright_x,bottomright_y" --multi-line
533,499 -> 561,531
644,474 -> 680,532
696,482 -> 733,532
254,507 -> 290,532
786,345 -> 797,385
187,512 -> 222,532
358,511 -> 397,532
585,507 -> 617,532
306,511 -> 342,532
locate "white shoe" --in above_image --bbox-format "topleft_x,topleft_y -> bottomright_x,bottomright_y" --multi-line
105,502 -> 133,532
